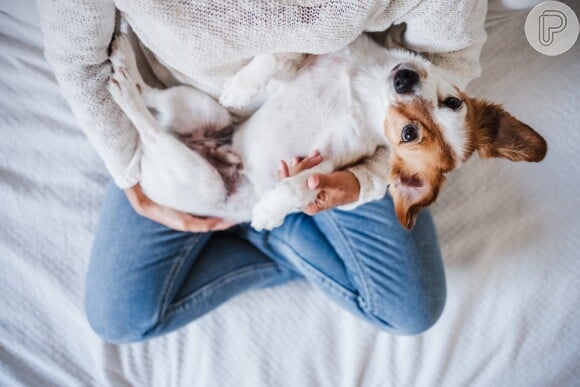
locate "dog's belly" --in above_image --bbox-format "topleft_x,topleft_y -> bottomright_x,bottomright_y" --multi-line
177,125 -> 243,195
232,61 -> 375,193
141,46 -> 381,221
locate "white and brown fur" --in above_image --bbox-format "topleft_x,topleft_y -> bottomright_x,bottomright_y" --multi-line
108,33 -> 547,231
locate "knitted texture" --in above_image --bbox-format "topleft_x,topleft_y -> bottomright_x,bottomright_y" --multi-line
38,0 -> 487,200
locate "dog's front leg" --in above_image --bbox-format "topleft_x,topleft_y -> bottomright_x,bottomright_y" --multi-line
219,53 -> 306,109
251,160 -> 334,231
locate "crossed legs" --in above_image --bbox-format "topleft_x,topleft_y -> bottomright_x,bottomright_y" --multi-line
86,184 -> 445,342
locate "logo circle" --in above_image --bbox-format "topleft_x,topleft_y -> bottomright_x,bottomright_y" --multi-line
525,1 -> 579,56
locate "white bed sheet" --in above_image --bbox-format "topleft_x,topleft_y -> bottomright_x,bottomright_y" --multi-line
1,2 -> 579,386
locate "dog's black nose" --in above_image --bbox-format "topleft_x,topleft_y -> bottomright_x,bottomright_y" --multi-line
394,69 -> 419,94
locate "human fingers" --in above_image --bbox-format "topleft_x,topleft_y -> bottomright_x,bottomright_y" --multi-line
304,171 -> 360,215
179,213 -> 236,232
306,172 -> 328,190
149,204 -> 226,232
287,150 -> 322,176
277,160 -> 290,180
126,185 -> 234,232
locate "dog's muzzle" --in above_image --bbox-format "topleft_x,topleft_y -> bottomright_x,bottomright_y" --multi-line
393,68 -> 419,94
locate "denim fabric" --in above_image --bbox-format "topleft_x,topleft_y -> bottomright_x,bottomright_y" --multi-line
86,184 -> 446,343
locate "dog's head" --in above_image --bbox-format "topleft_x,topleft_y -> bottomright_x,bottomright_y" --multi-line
382,55 -> 547,229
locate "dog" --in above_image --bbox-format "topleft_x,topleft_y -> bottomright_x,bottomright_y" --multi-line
107,32 -> 547,231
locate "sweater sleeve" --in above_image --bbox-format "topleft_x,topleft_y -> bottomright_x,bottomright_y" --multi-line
339,146 -> 391,211
38,0 -> 142,189
395,0 -> 488,88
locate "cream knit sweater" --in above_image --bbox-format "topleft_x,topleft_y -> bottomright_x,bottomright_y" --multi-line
38,0 -> 487,207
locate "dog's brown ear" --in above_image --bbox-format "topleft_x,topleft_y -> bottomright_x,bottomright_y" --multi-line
390,165 -> 442,230
466,99 -> 547,162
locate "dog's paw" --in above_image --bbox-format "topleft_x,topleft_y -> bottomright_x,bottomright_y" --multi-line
219,76 -> 262,108
107,66 -> 142,110
109,33 -> 133,70
251,187 -> 296,231
107,65 -> 131,98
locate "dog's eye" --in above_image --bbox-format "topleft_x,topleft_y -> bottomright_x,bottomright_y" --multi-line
443,97 -> 463,110
401,124 -> 419,143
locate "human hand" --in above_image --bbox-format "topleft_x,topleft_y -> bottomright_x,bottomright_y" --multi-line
277,151 -> 361,215
124,184 -> 235,232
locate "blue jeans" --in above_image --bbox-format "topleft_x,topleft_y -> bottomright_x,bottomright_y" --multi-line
86,184 -> 446,343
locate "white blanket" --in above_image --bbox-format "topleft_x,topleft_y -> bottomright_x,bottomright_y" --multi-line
1,1 -> 579,386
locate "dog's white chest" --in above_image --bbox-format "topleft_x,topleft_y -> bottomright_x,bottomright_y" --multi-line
232,55 -> 377,190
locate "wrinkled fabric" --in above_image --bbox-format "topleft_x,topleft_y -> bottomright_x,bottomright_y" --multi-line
2,3 -> 580,387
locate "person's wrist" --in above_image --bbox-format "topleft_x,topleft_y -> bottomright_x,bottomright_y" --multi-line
341,170 -> 361,202
124,183 -> 149,213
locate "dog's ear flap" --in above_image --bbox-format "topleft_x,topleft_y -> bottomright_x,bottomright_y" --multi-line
390,171 -> 442,230
466,99 -> 547,162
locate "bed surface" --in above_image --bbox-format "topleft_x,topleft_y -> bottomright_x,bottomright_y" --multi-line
1,1 -> 579,386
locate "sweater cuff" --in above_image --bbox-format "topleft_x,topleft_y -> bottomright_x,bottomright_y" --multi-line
111,142 -> 142,189
338,162 -> 389,211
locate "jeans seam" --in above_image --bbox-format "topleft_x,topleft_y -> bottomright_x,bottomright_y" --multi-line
267,232 -> 356,303
156,233 -> 207,322
321,210 -> 374,313
163,262 -> 281,319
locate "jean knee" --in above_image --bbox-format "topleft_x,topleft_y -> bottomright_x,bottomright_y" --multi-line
84,261 -> 161,343
369,279 -> 447,336
399,290 -> 446,335
84,285 -> 156,344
